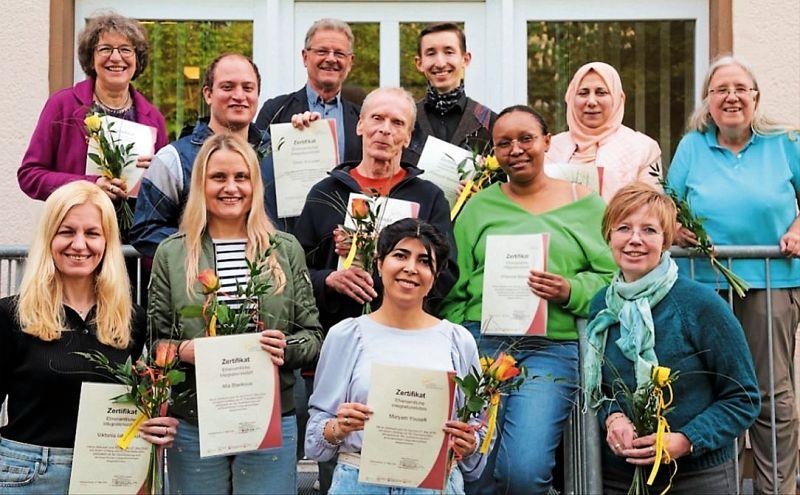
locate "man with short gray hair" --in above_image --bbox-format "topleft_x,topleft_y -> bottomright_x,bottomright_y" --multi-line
255,18 -> 362,163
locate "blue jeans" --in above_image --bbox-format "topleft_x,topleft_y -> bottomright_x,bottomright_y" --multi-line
463,322 -> 579,495
167,415 -> 297,494
0,438 -> 73,494
330,463 -> 465,494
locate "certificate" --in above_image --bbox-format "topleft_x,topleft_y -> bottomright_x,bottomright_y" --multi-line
337,193 -> 420,269
194,333 -> 281,458
416,136 -> 473,207
69,382 -> 150,494
481,233 -> 549,336
270,119 -> 339,217
85,115 -> 157,197
544,161 -> 604,196
360,363 -> 456,490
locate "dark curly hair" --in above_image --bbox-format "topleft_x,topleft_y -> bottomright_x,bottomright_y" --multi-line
77,12 -> 149,81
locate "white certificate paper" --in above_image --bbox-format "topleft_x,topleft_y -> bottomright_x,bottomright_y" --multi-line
270,119 -> 340,217
194,333 -> 281,458
544,162 -> 604,196
85,115 -> 157,197
481,233 -> 549,336
360,363 -> 456,490
416,136 -> 473,207
337,193 -> 421,269
69,382 -> 150,494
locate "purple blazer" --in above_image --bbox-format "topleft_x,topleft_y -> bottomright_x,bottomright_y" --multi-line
18,79 -> 169,201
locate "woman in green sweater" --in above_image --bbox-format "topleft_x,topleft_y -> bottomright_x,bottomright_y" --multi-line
440,105 -> 616,495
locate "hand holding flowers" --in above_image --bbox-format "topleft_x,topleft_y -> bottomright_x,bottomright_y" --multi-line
450,151 -> 502,220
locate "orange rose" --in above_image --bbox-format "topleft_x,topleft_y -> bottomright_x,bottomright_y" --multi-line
197,269 -> 220,294
351,198 -> 370,220
489,353 -> 521,382
154,342 -> 178,368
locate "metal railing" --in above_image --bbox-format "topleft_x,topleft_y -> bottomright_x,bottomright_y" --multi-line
0,245 -> 790,494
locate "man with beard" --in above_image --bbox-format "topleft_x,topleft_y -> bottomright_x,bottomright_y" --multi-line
403,22 -> 497,165
130,53 -> 274,258
255,18 -> 362,164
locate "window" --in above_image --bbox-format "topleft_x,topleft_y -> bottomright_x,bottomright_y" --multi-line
344,22 -> 380,105
136,20 -> 253,140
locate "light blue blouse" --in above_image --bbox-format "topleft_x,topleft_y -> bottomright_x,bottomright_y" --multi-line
666,127 -> 800,289
305,315 -> 488,481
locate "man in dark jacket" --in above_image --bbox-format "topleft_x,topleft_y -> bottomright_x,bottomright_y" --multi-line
403,22 -> 497,166
295,87 -> 457,329
131,53 -> 278,258
254,18 -> 362,164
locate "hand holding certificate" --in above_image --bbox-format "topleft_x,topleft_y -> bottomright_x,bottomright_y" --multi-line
359,363 -> 456,490
270,119 -> 339,218
194,333 -> 281,458
69,383 -> 152,494
481,233 -> 550,336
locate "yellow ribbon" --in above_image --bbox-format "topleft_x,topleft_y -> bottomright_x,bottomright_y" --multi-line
117,411 -> 147,450
208,313 -> 217,337
647,378 -> 676,493
450,178 -> 475,221
479,393 -> 500,454
343,234 -> 359,269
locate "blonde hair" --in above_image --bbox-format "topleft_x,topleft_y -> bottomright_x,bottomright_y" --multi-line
602,182 -> 678,249
17,181 -> 132,348
179,134 -> 286,295
687,55 -> 798,137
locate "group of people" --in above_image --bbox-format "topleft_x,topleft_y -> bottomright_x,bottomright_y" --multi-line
3,10 -> 799,495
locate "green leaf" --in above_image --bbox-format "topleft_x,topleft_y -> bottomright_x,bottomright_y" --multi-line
167,369 -> 186,386
180,305 -> 204,318
467,396 -> 484,412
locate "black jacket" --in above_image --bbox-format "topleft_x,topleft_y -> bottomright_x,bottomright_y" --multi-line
293,162 -> 458,331
403,97 -> 497,166
255,85 -> 363,163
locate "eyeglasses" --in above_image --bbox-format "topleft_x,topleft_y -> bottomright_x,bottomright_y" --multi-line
611,225 -> 664,240
494,134 -> 540,152
708,87 -> 758,99
306,47 -> 352,60
95,45 -> 135,59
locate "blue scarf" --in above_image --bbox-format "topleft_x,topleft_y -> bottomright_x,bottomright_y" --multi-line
584,252 -> 678,409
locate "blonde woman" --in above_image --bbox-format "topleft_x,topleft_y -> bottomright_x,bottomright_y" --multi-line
666,55 -> 800,495
148,133 -> 323,494
0,181 -> 177,494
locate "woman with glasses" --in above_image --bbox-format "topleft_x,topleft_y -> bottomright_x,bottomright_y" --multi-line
546,62 -> 662,201
584,182 -> 759,494
666,55 -> 800,495
441,105 -> 616,494
19,12 -> 167,238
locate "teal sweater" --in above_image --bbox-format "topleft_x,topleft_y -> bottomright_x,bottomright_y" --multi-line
590,276 -> 760,473
440,183 -> 616,340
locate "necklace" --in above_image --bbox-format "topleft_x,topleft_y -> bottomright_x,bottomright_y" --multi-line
94,90 -> 131,112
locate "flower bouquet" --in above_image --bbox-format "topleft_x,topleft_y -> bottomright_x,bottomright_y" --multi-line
453,352 -> 528,455
75,341 -> 186,494
614,365 -> 679,495
450,150 -> 502,220
650,164 -> 749,297
84,111 -> 136,232
341,197 -> 381,313
181,240 -> 284,336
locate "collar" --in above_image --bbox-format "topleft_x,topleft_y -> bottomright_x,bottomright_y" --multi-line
191,118 -> 266,149
423,83 -> 467,115
703,123 -> 758,152
330,160 -> 422,193
306,83 -> 341,107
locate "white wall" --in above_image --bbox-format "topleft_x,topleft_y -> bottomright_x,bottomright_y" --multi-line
0,0 -> 48,244
734,0 -> 800,125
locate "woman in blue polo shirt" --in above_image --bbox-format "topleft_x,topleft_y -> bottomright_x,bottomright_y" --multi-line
666,55 -> 800,495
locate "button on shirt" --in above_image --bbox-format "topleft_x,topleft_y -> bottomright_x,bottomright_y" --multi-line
666,126 -> 800,289
306,85 -> 346,163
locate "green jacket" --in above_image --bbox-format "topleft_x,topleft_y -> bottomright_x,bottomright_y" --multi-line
148,231 -> 323,423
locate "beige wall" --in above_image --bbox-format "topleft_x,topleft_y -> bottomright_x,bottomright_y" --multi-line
0,0 -> 48,244
734,0 -> 800,125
